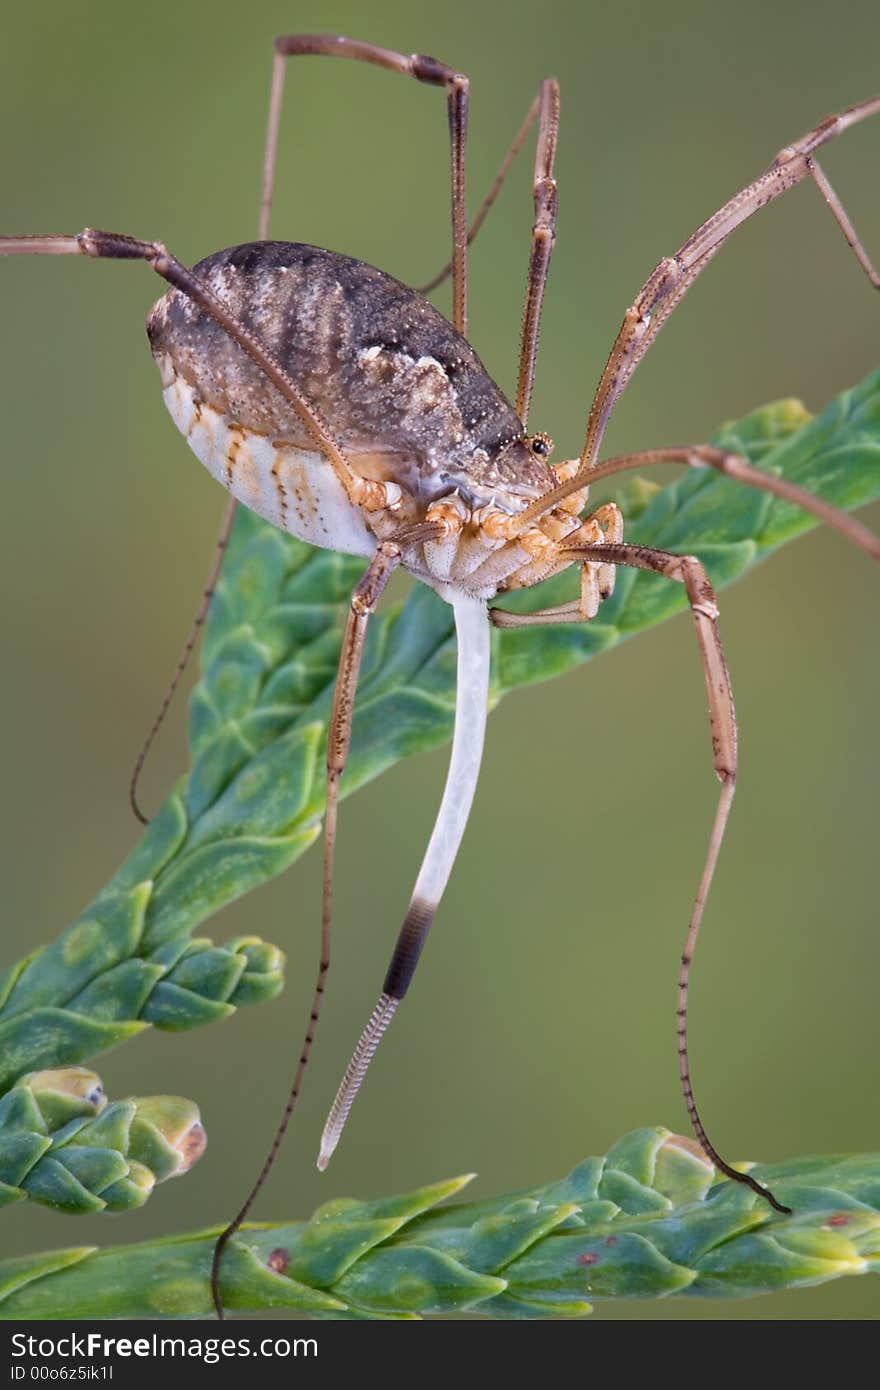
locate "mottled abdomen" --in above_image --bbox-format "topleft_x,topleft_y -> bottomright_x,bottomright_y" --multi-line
147,242 -> 553,510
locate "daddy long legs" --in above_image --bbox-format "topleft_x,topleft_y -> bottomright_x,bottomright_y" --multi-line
2,32 -> 879,1318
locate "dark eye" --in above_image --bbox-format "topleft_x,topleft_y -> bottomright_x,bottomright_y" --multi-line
528,432 -> 552,459
528,430 -> 550,458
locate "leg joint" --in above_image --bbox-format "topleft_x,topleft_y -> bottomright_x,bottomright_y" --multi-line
412,53 -> 464,87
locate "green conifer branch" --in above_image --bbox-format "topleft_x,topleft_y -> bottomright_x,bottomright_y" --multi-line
1,1129 -> 875,1318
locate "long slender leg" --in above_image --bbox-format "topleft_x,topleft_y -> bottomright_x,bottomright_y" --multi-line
209,540 -> 402,1320
2,228 -> 385,835
262,34 -> 470,334
133,20 -> 306,822
129,497 -> 237,822
139,35 -> 474,823
137,32 -> 476,822
515,94 -> 880,526
515,78 -> 560,426
492,541 -> 789,1213
807,158 -> 880,290
417,90 -> 543,292
580,445 -> 880,563
413,77 -> 560,430
133,32 -> 470,822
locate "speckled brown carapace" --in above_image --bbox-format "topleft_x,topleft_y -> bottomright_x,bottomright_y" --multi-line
147,241 -> 553,510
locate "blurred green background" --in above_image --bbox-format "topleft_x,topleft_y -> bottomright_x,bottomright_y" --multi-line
1,0 -> 878,1321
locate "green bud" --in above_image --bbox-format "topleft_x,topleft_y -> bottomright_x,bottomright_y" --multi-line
128,1097 -> 206,1180
0,1070 -> 206,1214
18,1068 -> 106,1129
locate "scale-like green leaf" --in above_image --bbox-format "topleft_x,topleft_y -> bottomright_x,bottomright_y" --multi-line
1,1129 -> 875,1318
0,1068 -> 205,1214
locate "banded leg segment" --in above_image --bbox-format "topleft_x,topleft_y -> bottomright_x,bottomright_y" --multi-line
417,78 -> 560,429
263,33 -> 470,334
582,445 -> 880,563
492,541 -> 789,1214
516,93 -> 880,526
515,78 -> 560,427
417,88 -> 546,293
808,157 -> 880,289
209,540 -> 402,1320
129,498 -> 237,822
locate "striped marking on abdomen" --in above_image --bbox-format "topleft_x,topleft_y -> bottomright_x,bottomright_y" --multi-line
270,453 -> 288,526
225,430 -> 242,490
156,356 -> 376,558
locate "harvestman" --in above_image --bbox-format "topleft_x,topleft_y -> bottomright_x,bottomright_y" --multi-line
3,34 -> 879,1319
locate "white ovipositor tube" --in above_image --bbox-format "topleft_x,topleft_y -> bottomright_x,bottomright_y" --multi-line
318,591 -> 491,1169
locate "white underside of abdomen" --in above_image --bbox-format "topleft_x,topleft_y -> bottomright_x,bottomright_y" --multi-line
158,359 -> 376,559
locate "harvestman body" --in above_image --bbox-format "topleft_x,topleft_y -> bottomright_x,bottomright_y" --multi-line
3,34 -> 879,1319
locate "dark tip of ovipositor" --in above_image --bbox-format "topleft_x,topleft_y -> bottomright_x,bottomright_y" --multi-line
382,896 -> 436,1000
